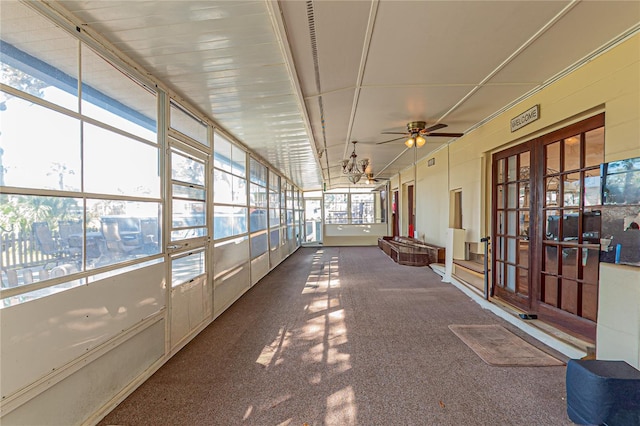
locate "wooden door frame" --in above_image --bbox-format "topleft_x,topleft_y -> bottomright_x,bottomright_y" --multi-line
491,113 -> 604,342
491,142 -> 534,311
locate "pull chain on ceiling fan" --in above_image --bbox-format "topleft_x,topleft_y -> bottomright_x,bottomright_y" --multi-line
377,121 -> 464,147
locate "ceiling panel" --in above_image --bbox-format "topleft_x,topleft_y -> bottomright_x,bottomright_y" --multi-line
363,1 -> 572,86
312,1 -> 372,93
46,1 -> 639,191
277,1 -> 316,97
353,85 -> 474,138
446,84 -> 539,131
312,88 -> 358,150
488,1 -> 640,84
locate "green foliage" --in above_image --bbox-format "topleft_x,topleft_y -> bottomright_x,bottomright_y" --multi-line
0,195 -> 80,234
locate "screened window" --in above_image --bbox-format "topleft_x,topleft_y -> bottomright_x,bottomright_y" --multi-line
269,173 -> 281,228
81,44 -> 157,142
84,123 -> 160,197
213,132 -> 247,240
323,190 -> 383,224
249,158 -> 268,233
250,157 -> 267,185
325,194 -> 349,224
170,145 -> 207,241
351,193 -> 375,224
170,102 -> 208,145
171,250 -> 206,287
0,97 -> 81,191
0,2 -> 161,305
1,3 -> 79,111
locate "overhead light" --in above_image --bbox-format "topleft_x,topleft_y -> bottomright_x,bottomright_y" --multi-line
415,135 -> 426,148
341,141 -> 368,184
348,174 -> 362,184
405,137 -> 415,148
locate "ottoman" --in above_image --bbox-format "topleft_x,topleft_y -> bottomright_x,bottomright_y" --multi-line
566,359 -> 640,425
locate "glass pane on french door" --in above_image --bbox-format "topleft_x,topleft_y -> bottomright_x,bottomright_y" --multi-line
540,128 -> 603,321
494,149 -> 530,298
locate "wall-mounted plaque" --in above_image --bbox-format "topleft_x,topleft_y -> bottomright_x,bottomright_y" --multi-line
510,105 -> 540,132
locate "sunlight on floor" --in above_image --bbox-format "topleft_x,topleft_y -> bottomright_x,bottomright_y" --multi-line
256,326 -> 291,368
325,385 -> 356,424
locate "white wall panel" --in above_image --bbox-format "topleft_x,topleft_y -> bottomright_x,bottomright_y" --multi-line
324,223 -> 387,237
322,223 -> 387,246
170,275 -> 207,348
0,263 -> 165,399
251,253 -> 270,285
269,246 -> 284,267
213,237 -> 250,280
214,263 -> 250,317
1,318 -> 165,426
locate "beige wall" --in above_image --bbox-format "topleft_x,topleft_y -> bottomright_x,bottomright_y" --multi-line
406,34 -> 640,361
597,263 -> 640,369
323,223 -> 388,246
415,149 -> 450,246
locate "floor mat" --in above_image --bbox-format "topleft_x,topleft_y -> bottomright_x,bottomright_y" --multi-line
449,324 -> 565,367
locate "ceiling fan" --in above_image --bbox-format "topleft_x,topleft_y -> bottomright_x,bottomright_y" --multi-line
377,121 -> 464,147
365,173 -> 384,184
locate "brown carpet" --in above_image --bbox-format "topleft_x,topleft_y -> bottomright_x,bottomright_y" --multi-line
99,247 -> 573,426
449,324 -> 565,367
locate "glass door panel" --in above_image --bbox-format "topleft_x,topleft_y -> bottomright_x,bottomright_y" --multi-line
304,198 -> 322,245
493,146 -> 531,308
167,136 -> 210,349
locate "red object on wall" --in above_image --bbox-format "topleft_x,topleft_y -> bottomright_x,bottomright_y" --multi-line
408,224 -> 414,238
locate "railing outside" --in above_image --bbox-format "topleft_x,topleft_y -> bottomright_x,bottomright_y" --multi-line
1,231 -> 60,271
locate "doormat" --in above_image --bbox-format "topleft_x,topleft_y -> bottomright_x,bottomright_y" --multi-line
448,324 -> 564,367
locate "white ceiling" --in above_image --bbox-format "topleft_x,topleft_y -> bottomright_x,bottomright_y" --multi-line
48,1 -> 640,190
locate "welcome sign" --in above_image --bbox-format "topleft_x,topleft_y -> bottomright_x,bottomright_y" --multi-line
510,105 -> 540,132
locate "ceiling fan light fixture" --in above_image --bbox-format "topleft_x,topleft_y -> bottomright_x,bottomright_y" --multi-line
415,135 -> 426,148
405,137 -> 415,148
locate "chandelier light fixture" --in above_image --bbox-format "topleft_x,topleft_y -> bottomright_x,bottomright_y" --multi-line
341,141 -> 369,184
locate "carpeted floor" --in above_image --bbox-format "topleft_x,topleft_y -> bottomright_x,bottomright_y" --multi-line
99,246 -> 574,425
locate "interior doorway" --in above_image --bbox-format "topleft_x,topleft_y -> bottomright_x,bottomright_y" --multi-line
408,184 -> 415,237
304,198 -> 322,245
491,113 -> 604,341
452,190 -> 463,229
392,190 -> 399,237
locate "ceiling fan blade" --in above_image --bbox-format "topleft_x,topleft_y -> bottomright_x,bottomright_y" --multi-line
381,131 -> 408,135
426,132 -> 464,138
423,123 -> 447,133
376,136 -> 406,144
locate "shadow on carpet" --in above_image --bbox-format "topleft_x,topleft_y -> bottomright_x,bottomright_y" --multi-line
449,324 -> 565,367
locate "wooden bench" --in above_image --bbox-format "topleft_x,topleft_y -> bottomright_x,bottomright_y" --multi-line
378,236 -> 445,266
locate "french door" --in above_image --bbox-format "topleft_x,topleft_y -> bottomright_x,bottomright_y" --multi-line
492,114 -> 604,341
493,143 -> 532,309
